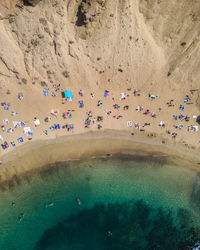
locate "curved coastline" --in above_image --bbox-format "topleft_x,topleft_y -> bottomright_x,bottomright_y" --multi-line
0,129 -> 200,184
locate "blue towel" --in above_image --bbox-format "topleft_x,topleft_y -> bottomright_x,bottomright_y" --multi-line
50,126 -> 54,131
43,90 -> 49,96
17,137 -> 24,143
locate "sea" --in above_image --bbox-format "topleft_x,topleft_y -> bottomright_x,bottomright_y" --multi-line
0,154 -> 200,250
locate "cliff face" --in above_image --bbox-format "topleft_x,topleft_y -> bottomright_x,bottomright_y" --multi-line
139,0 -> 200,84
0,0 -> 18,18
0,0 -> 199,98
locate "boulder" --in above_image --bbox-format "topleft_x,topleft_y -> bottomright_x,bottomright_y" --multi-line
23,0 -> 41,6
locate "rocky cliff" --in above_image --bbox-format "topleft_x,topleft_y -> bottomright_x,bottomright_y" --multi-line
0,0 -> 199,98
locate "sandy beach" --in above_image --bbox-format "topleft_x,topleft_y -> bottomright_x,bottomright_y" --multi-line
0,0 -> 200,183
0,77 -> 200,186
0,84 -> 200,184
0,128 -> 200,185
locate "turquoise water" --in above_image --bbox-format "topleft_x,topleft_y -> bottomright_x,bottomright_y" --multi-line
0,155 -> 200,249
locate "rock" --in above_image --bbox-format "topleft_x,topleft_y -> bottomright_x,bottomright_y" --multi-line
23,0 -> 41,7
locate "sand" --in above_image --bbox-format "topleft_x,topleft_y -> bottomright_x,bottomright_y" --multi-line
0,129 -> 200,185
0,0 -> 200,182
0,76 -> 200,183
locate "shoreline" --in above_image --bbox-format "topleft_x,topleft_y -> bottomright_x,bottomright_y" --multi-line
0,130 -> 200,184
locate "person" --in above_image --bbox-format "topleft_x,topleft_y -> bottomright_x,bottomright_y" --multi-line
123,105 -> 129,110
159,121 -> 165,127
79,90 -> 84,96
1,125 -> 5,132
92,117 -> 96,124
97,124 -> 102,130
76,198 -> 81,205
107,231 -> 112,236
144,109 -> 150,115
45,202 -> 54,208
18,213 -> 24,221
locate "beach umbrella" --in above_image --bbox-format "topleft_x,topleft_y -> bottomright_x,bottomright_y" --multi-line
196,115 -> 200,125
63,91 -> 74,99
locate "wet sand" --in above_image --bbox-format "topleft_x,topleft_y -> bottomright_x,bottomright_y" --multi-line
0,130 -> 200,185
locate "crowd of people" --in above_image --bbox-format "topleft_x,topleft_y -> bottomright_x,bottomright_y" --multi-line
0,85 -> 199,153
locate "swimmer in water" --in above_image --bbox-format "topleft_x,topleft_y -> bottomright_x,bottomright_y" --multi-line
107,231 -> 112,236
11,201 -> 16,207
18,213 -> 24,222
45,202 -> 54,208
76,198 -> 81,205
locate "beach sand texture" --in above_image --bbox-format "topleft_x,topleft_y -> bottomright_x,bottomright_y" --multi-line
0,0 -> 200,180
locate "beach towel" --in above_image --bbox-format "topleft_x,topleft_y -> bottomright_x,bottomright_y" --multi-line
79,90 -> 84,96
18,93 -> 23,100
13,121 -> 20,128
54,124 -> 58,129
24,127 -> 31,135
51,109 -> 59,117
11,111 -> 18,116
3,119 -> 9,124
192,126 -> 198,131
120,93 -> 125,100
98,100 -> 103,107
43,90 -> 49,96
7,128 -> 14,133
173,115 -> 178,120
79,100 -> 84,108
64,91 -> 74,99
149,94 -> 156,100
44,130 -> 49,136
127,121 -> 132,127
1,141 -> 9,150
51,91 -> 56,97
104,91 -> 110,97
50,126 -> 55,131
17,137 -> 24,143
34,119 -> 40,126
159,121 -> 165,127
